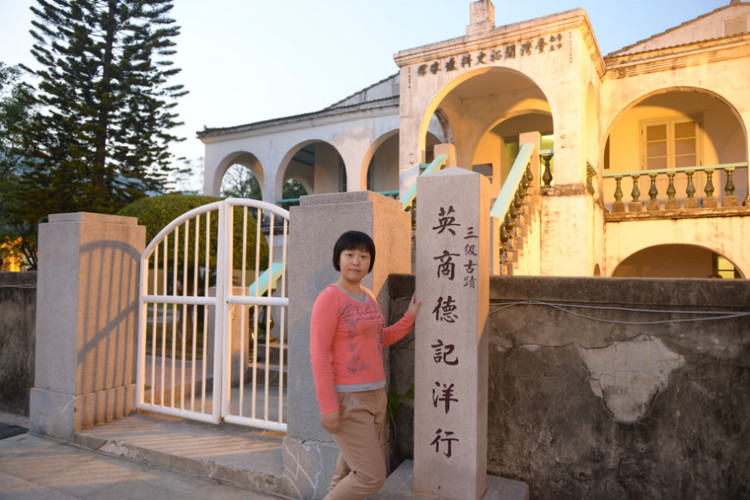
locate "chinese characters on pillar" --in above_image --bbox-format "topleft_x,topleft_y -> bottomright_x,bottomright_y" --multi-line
464,226 -> 478,289
416,33 -> 564,77
426,204 -> 480,458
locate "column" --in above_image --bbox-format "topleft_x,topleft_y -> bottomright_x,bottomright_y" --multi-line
29,213 -> 145,440
414,167 -> 489,499
284,191 -> 412,499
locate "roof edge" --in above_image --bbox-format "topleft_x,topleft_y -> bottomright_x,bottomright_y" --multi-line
197,95 -> 399,139
605,2 -> 743,57
325,72 -> 399,110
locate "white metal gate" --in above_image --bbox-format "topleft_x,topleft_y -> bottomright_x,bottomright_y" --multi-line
136,198 -> 289,431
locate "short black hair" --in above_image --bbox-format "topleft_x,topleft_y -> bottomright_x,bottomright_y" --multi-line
333,230 -> 375,272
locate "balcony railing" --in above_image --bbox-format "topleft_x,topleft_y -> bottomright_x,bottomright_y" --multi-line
602,162 -> 748,213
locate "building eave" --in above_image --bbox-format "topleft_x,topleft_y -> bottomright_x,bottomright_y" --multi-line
604,33 -> 750,79
606,3 -> 742,57
197,97 -> 399,143
326,73 -> 399,110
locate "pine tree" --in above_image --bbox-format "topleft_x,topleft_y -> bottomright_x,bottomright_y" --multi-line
18,0 -> 187,216
0,62 -> 36,268
1,63 -> 31,178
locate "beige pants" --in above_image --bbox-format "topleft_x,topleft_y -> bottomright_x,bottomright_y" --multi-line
324,388 -> 387,500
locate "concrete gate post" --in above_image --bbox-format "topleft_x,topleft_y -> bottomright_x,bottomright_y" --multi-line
29,213 -> 145,440
283,192 -> 411,499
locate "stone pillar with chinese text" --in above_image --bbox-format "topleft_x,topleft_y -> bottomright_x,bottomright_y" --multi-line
413,167 -> 489,499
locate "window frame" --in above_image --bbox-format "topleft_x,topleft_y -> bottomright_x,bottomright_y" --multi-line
639,114 -> 703,170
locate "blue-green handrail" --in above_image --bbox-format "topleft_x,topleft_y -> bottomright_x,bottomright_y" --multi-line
398,154 -> 448,210
490,143 -> 534,219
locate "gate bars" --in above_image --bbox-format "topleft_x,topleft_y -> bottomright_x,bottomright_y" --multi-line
136,198 -> 289,431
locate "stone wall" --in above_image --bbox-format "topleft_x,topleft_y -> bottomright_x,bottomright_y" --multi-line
387,274 -> 750,500
0,272 -> 36,416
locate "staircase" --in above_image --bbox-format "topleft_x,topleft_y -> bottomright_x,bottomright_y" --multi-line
493,140 -> 544,276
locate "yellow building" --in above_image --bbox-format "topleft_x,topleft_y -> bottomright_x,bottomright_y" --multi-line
199,1 -> 749,279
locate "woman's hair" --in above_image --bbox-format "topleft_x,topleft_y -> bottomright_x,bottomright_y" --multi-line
333,230 -> 376,272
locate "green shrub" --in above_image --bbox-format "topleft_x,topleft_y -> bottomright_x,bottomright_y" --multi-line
118,193 -> 269,272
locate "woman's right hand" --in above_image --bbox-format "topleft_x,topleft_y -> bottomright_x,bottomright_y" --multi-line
321,410 -> 340,433
407,294 -> 421,319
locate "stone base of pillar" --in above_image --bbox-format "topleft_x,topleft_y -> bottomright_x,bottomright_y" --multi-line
30,385 -> 135,440
628,201 -> 643,212
281,436 -> 339,499
647,200 -> 661,211
684,198 -> 699,209
703,197 -> 719,208
665,199 -> 680,210
611,201 -> 625,213
371,460 -> 529,500
723,195 -> 739,207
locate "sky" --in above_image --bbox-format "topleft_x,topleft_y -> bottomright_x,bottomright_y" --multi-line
0,0 -> 730,189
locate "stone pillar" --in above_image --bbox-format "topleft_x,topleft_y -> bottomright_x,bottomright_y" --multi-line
283,192 -> 411,499
30,213 -> 145,440
414,168 -> 489,499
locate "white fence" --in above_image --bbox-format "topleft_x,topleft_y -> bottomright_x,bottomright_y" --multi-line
136,198 -> 289,432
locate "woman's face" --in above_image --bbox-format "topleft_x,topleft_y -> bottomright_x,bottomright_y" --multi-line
338,247 -> 371,285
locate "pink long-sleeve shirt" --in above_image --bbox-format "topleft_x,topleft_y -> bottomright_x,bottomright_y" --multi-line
310,284 -> 415,415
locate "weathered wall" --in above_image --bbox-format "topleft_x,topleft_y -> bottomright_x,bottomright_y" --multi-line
388,274 -> 750,500
605,211 -> 750,279
0,272 -> 36,416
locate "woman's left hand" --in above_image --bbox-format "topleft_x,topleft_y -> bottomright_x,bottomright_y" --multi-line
407,294 -> 421,319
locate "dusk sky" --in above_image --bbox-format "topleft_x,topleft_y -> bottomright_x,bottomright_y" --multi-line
0,0 -> 730,186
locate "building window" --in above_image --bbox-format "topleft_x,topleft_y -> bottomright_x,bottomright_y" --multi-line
640,115 -> 702,170
712,253 -> 740,279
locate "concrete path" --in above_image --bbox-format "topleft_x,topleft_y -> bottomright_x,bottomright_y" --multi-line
1,411 -> 528,500
0,412 -> 290,500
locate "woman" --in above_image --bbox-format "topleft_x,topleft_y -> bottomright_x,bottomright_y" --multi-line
310,230 -> 420,500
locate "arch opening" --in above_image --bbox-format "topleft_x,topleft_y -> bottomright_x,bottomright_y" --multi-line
603,88 -> 748,207
612,244 -> 743,279
419,67 -> 553,198
277,141 -> 346,206
216,152 -> 265,200
221,164 -> 262,200
363,132 -> 399,195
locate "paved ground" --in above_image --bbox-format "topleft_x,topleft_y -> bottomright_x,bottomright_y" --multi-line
0,411 -> 528,500
0,412 -> 288,500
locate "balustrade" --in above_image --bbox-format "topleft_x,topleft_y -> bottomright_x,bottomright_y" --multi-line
540,150 -> 554,193
586,163 -> 598,195
491,143 -> 540,268
603,163 -> 747,213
